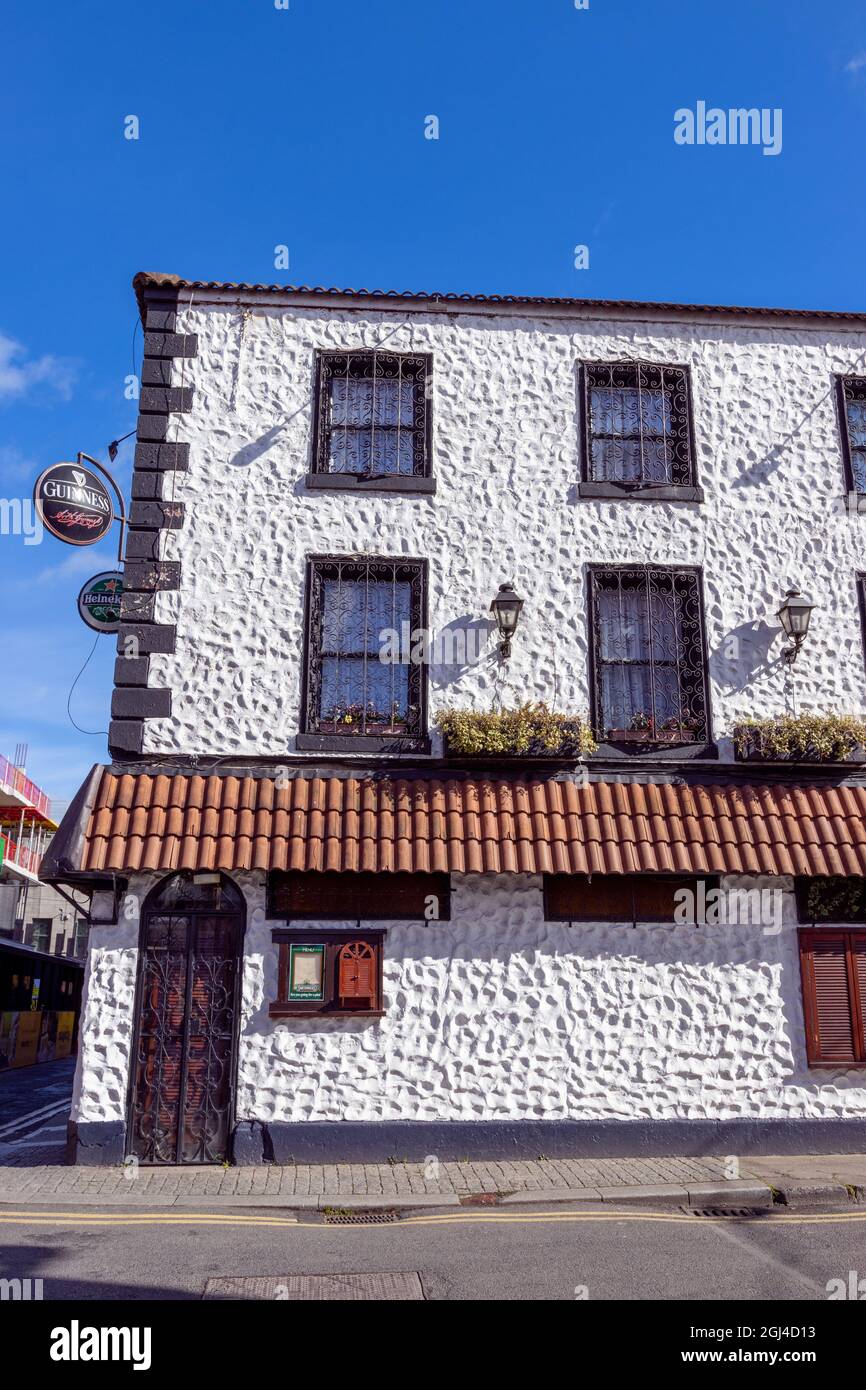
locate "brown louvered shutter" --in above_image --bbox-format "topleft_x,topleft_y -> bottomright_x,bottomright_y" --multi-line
851,936 -> 866,1058
799,930 -> 858,1065
338,941 -> 376,1005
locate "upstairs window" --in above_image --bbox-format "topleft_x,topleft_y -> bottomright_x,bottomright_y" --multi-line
312,350 -> 432,480
268,870 -> 450,921
799,929 -> 866,1067
545,874 -> 717,923
837,376 -> 866,493
580,362 -> 699,496
301,555 -> 427,749
588,565 -> 710,746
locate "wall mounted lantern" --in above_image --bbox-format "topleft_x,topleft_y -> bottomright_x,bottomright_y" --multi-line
490,582 -> 524,659
776,588 -> 816,664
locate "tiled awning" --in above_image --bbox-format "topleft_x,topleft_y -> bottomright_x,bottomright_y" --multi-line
53,769 -> 866,879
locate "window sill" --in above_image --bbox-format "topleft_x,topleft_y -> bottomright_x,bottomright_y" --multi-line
296,733 -> 431,754
268,1005 -> 385,1020
577,481 -> 704,503
305,473 -> 436,495
593,739 -> 717,761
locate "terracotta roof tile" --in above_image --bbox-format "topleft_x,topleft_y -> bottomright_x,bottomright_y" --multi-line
74,771 -> 866,879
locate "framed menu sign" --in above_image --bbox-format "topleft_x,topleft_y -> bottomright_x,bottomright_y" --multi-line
288,943 -> 325,1001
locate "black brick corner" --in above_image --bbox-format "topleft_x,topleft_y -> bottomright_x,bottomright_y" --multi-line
109,279 -> 195,761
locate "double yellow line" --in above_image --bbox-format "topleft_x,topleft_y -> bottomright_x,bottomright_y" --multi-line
1,1207 -> 866,1230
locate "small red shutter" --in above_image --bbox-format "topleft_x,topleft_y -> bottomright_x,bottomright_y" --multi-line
338,941 -> 376,1005
800,931 -> 857,1065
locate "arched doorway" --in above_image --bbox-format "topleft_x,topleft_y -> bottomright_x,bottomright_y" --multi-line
127,872 -> 245,1165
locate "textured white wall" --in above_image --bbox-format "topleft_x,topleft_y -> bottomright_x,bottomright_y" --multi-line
139,300 -> 866,756
71,870 -> 866,1128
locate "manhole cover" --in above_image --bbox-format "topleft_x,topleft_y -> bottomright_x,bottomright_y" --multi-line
323,1210 -> 400,1225
203,1272 -> 423,1300
681,1207 -> 769,1219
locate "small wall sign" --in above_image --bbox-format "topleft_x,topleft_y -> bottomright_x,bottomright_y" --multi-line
288,943 -> 325,1001
34,461 -> 114,546
77,572 -> 124,633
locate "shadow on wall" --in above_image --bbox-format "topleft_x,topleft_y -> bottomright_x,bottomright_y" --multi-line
711,621 -> 781,696
229,425 -> 288,469
428,616 -> 497,689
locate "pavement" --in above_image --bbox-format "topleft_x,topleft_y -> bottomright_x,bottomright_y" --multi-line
1,1059 -> 864,1212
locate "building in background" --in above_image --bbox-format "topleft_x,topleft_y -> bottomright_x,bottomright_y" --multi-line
0,752 -> 88,958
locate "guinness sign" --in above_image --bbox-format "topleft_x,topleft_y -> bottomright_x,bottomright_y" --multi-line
34,461 -> 114,546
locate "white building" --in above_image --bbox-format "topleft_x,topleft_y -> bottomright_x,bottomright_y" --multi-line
45,272 -> 866,1164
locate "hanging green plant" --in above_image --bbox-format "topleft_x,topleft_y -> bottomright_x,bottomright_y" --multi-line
435,702 -> 597,757
730,714 -> 866,762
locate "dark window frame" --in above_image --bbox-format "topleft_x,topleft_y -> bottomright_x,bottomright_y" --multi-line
799,927 -> 866,1068
836,375 -> 866,495
269,929 -> 385,1018
577,360 -> 703,501
795,876 -> 866,925
307,349 -> 435,494
544,873 -> 720,924
586,563 -> 712,754
298,554 -> 430,754
267,870 -> 450,922
29,918 -> 52,954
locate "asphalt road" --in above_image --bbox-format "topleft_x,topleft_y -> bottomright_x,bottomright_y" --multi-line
0,1057 -> 74,1165
1,1202 -> 866,1301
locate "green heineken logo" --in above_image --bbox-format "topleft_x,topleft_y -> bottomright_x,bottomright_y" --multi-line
77,572 -> 123,633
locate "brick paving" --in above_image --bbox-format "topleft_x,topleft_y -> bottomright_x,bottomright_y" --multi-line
0,1153 -> 731,1201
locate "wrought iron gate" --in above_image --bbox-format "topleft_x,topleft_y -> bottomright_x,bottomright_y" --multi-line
128,873 -> 244,1165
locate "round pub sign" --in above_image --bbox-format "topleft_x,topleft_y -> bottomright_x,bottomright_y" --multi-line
34,461 -> 113,546
78,572 -> 123,633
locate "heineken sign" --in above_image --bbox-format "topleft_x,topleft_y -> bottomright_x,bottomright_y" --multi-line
34,461 -> 114,546
78,572 -> 123,632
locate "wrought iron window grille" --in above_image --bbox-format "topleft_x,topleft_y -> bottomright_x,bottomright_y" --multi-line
303,555 -> 427,741
312,350 -> 433,479
588,564 -> 709,745
836,376 -> 866,494
581,361 -> 697,488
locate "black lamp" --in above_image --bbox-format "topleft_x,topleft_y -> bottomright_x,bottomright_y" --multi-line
490,582 -> 524,659
776,588 -> 816,664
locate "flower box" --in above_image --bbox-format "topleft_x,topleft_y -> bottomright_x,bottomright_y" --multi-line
731,716 -> 866,764
435,703 -> 597,758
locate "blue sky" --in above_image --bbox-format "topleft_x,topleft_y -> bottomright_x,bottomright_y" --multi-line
1,0 -> 865,805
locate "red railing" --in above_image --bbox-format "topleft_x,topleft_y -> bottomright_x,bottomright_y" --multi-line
0,831 -> 42,877
0,756 -> 51,820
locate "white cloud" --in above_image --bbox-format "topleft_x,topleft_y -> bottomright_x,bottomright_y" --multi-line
0,443 -> 38,483
0,330 -> 78,403
845,52 -> 866,74
30,546 -> 117,586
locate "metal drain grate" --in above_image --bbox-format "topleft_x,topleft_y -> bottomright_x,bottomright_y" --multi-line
681,1206 -> 769,1219
323,1210 -> 401,1225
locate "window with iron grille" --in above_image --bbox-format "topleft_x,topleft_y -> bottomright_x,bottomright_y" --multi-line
588,565 -> 710,745
301,555 -> 427,747
312,351 -> 432,479
837,377 -> 866,493
799,929 -> 866,1067
580,362 -> 697,490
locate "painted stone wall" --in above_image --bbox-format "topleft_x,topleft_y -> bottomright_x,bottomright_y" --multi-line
70,870 -> 866,1133
138,299 -> 866,756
